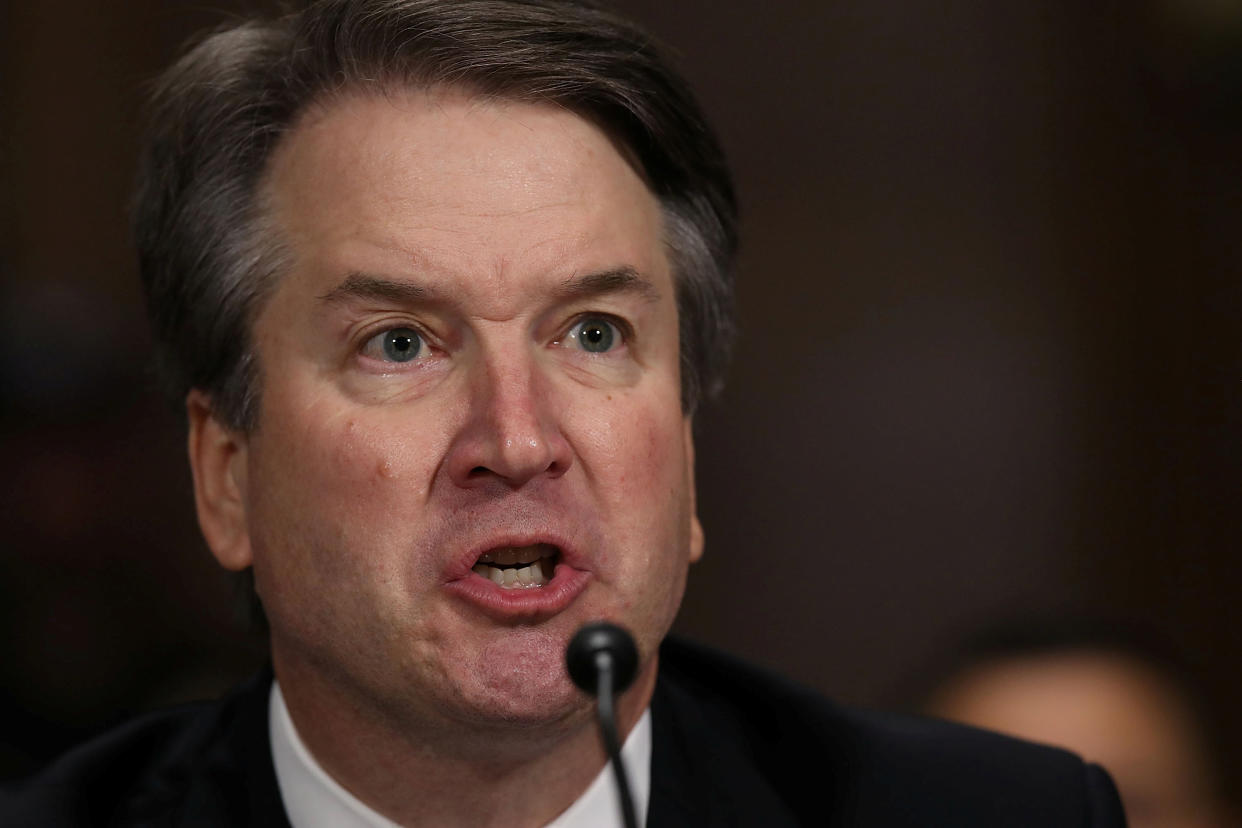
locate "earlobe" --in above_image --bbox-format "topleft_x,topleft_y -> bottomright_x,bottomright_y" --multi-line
689,515 -> 705,564
186,390 -> 254,571
683,418 -> 704,564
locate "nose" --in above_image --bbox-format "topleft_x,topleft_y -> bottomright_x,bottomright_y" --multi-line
444,348 -> 573,489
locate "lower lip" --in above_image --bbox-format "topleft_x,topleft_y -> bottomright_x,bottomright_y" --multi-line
444,561 -> 592,621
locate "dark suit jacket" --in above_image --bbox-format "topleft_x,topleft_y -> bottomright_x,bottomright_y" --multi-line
2,637 -> 1125,826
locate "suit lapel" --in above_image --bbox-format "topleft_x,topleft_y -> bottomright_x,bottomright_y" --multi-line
175,668 -> 292,827
646,668 -> 801,828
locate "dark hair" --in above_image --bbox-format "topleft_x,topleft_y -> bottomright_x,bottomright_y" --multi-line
134,0 -> 737,430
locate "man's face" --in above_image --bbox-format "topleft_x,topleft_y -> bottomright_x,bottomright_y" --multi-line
195,89 -> 702,732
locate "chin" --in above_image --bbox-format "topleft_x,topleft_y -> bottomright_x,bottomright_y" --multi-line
447,627 -> 589,727
465,682 -> 586,732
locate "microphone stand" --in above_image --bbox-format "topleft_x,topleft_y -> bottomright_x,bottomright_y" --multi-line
567,622 -> 640,828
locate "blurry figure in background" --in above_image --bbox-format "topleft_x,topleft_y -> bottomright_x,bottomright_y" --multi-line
921,621 -> 1234,828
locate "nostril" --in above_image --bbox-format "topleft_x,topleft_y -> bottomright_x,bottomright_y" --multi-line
448,406 -> 573,487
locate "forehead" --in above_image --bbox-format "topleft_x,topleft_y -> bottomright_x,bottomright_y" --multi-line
259,87 -> 667,306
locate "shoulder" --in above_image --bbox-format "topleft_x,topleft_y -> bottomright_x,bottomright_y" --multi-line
0,671 -> 285,827
653,637 -> 1125,827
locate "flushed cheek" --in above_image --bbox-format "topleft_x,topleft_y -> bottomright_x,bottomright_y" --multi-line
329,418 -> 438,495
587,406 -> 690,513
578,404 -> 694,599
249,403 -> 442,591
278,403 -> 441,502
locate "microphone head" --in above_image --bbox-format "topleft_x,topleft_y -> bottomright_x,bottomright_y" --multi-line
566,621 -> 639,696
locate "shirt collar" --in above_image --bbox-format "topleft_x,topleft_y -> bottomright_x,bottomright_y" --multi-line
270,680 -> 652,828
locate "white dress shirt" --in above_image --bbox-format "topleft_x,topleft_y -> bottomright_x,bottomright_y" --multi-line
270,681 -> 652,828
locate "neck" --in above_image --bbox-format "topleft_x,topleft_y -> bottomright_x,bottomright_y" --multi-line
274,654 -> 658,828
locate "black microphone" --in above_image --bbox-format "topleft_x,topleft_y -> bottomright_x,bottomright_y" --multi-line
566,622 -> 640,828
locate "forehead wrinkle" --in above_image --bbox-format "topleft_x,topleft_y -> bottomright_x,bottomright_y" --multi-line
460,200 -> 579,220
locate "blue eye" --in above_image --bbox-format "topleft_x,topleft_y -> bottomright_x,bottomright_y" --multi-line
365,327 -> 423,362
569,317 -> 618,353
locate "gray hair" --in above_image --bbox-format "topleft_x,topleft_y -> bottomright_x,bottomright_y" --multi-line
135,0 -> 737,430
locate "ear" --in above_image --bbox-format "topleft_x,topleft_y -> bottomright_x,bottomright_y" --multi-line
186,390 -> 253,571
683,417 -> 705,564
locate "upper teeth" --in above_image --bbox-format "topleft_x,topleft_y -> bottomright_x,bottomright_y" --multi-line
477,545 -> 552,566
473,545 -> 557,589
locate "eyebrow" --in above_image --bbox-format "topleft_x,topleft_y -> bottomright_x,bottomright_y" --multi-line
318,273 -> 432,305
318,266 -> 660,307
552,267 -> 661,304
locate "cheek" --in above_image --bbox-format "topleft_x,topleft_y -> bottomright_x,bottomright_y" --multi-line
580,401 -> 688,501
593,404 -> 694,650
575,394 -> 694,583
271,396 -> 436,491
246,407 -> 448,656
326,417 -> 435,497
246,397 -> 443,581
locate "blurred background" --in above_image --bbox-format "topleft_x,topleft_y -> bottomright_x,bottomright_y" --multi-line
2,0 -> 1239,807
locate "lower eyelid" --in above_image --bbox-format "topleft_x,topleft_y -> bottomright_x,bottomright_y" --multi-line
354,353 -> 444,379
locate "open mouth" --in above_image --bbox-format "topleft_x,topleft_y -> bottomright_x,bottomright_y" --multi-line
471,544 -> 559,589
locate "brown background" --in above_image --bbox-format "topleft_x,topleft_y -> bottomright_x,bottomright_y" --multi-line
2,0 -> 1239,789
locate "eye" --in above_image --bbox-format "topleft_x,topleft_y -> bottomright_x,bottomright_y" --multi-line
564,316 -> 621,353
362,326 -> 425,363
